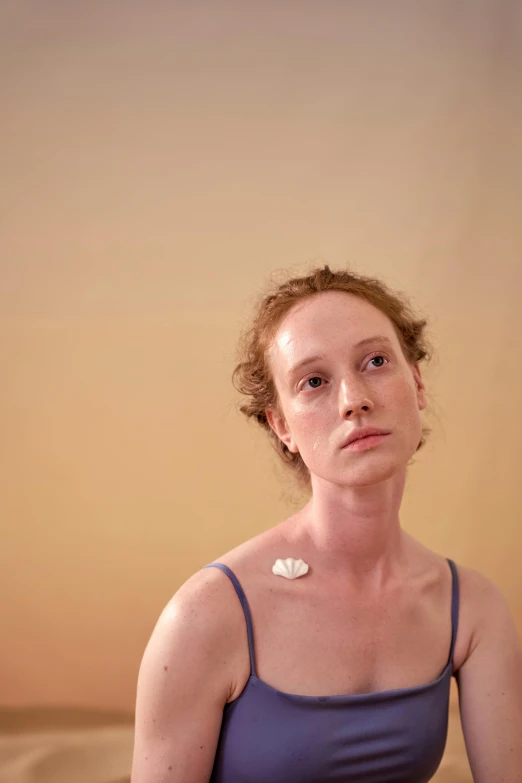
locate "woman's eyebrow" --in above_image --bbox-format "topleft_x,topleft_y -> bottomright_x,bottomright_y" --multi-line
355,334 -> 394,350
287,335 -> 393,378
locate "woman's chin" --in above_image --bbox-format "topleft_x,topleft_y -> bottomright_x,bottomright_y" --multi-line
310,457 -> 405,489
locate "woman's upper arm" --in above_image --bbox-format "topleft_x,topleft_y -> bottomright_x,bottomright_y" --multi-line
456,570 -> 522,783
131,573 -> 236,783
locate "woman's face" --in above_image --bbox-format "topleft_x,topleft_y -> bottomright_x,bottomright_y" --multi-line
265,290 -> 427,487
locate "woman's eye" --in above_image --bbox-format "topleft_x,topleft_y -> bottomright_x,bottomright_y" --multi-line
368,354 -> 388,368
304,376 -> 323,389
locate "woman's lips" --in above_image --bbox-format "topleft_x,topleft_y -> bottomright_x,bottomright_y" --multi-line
342,433 -> 390,451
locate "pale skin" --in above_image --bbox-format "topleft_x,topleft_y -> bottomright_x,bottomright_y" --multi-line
131,290 -> 522,783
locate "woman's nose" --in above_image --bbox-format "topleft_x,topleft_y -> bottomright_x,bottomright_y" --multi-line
339,383 -> 374,418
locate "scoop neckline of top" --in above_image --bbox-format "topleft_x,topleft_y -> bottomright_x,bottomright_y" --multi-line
244,659 -> 453,703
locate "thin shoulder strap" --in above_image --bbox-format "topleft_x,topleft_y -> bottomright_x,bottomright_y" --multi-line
446,558 -> 460,673
202,562 -> 257,677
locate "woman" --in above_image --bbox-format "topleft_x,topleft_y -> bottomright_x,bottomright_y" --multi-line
131,265 -> 522,782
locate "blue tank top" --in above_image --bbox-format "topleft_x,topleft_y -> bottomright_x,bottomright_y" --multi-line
202,557 -> 459,783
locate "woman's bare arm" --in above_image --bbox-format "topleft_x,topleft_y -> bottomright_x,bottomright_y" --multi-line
456,569 -> 522,782
131,571 -> 238,783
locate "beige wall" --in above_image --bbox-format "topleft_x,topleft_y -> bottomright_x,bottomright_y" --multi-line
1,0 -> 521,712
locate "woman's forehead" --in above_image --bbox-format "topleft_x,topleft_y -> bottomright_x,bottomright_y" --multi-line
271,292 -> 396,359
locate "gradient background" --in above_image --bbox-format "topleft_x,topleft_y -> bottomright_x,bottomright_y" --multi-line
1,0 -> 521,755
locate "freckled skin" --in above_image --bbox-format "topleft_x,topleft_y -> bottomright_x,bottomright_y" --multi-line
266,290 -> 426,490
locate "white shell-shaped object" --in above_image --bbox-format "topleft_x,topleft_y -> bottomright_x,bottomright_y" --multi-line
272,557 -> 309,580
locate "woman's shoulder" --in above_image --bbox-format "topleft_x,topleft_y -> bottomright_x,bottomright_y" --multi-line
448,559 -> 514,662
200,518 -> 298,583
410,540 -> 510,672
416,540 -> 503,618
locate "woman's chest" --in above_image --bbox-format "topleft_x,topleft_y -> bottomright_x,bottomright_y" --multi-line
229,574 -> 457,700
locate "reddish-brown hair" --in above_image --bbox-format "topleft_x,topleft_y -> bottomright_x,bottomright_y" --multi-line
232,264 -> 434,491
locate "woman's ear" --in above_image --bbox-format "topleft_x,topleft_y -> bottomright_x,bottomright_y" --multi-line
412,363 -> 427,411
266,406 -> 299,453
